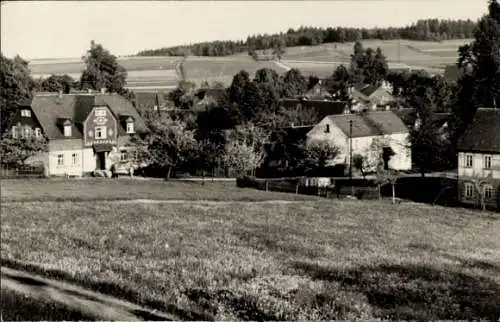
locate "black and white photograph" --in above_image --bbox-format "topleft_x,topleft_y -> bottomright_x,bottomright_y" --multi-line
1,0 -> 499,320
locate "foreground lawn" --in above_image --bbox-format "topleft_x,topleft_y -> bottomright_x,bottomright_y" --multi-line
0,178 -> 320,202
2,199 -> 499,320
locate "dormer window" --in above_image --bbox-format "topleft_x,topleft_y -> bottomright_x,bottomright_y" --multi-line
123,116 -> 135,134
63,120 -> 72,137
21,109 -> 31,117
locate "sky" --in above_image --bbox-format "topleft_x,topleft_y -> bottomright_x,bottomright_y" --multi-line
1,0 -> 486,59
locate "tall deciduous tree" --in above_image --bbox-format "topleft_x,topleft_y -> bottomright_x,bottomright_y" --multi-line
80,41 -> 127,93
39,74 -> 75,94
0,54 -> 36,131
298,140 -> 341,175
455,0 -> 500,133
0,132 -> 48,166
137,115 -> 197,179
281,68 -> 308,98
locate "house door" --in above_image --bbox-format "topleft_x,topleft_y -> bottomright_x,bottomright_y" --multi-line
96,152 -> 106,170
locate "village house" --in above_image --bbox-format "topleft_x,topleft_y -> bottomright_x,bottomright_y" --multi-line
306,111 -> 412,172
265,111 -> 412,176
350,81 -> 396,111
280,98 -> 349,121
7,90 -> 149,177
456,108 -> 500,209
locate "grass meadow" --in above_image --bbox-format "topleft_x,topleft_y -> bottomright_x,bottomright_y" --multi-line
1,178 -> 500,320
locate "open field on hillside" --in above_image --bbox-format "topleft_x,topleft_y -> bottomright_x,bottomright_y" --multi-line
2,195 -> 499,320
27,39 -> 470,90
0,178 -> 319,203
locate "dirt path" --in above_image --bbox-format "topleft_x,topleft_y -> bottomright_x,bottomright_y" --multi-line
1,266 -> 178,321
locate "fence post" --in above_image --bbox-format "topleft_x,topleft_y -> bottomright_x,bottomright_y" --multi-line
296,182 -> 299,194
265,181 -> 269,192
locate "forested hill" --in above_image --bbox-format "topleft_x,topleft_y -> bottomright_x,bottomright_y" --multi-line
137,19 -> 478,57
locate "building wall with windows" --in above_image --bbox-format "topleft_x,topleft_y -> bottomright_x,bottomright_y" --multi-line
47,139 -> 84,176
457,152 -> 500,208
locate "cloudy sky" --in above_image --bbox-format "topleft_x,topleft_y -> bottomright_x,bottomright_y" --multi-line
1,0 -> 486,59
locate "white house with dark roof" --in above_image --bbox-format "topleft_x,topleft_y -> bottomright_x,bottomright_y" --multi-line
457,108 -> 500,209
305,111 -> 412,172
7,91 -> 149,177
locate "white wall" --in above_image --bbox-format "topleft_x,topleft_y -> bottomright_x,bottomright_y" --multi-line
307,118 -> 412,171
82,148 -> 95,173
48,150 -> 83,176
458,152 -> 500,179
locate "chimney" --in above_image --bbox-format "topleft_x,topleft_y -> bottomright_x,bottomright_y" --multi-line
100,88 -> 106,94
58,90 -> 63,98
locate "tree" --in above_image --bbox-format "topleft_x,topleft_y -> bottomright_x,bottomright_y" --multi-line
352,154 -> 367,179
408,86 -> 451,177
298,140 -> 341,175
80,40 -> 127,93
222,139 -> 265,177
138,115 -> 197,179
327,65 -> 351,100
0,54 -> 36,131
0,132 -> 48,166
455,0 -> 500,136
39,74 -> 75,93
469,172 -> 494,211
281,69 -> 308,98
223,123 -> 269,176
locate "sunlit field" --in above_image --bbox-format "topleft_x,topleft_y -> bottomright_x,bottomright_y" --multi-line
1,178 -> 499,320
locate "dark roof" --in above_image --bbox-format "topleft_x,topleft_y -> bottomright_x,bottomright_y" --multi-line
393,109 -> 451,127
30,93 -> 148,140
134,92 -> 165,109
280,99 -> 347,119
327,111 -> 409,138
357,85 -> 380,97
458,108 -> 500,153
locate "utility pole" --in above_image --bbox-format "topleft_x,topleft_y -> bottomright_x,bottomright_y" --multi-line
349,119 -> 354,196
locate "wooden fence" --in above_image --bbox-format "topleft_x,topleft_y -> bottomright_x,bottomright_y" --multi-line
0,165 -> 46,179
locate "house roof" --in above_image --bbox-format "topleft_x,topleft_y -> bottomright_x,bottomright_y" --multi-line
280,99 -> 347,119
134,92 -> 165,109
269,125 -> 314,145
457,108 -> 500,153
356,85 -> 380,97
393,108 -> 452,128
30,93 -> 148,140
326,111 -> 409,138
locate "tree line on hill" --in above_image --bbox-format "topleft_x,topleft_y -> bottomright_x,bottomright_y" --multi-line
137,18 -> 478,57
1,0 -> 499,181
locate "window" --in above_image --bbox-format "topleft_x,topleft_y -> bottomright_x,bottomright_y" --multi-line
64,125 -> 72,137
12,126 -> 18,139
325,124 -> 330,133
57,154 -> 64,166
120,151 -> 129,162
126,121 -> 135,134
464,182 -> 474,198
95,109 -> 107,117
484,155 -> 492,169
23,127 -> 32,138
465,154 -> 473,168
71,153 -> 79,165
21,109 -> 31,117
35,128 -> 42,138
484,185 -> 494,199
95,126 -> 106,139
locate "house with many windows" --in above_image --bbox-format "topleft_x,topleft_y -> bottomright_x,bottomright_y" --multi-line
7,91 -> 149,177
457,108 -> 500,209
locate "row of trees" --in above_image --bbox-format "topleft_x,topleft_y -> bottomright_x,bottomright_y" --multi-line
137,19 -> 477,57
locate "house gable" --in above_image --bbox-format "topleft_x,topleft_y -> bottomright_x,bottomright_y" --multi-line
83,105 -> 118,147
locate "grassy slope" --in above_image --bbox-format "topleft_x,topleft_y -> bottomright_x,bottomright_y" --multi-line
0,179 -> 319,202
27,39 -> 470,89
1,180 -> 499,320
